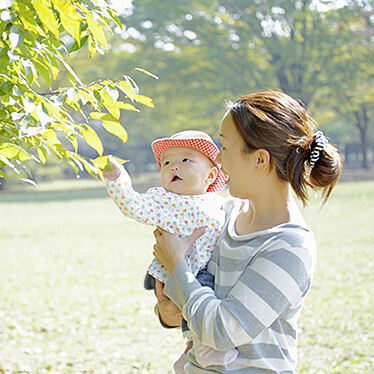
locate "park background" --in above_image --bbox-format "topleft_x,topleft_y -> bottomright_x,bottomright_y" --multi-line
1,0 -> 373,373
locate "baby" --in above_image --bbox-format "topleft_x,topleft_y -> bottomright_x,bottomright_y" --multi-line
103,131 -> 238,372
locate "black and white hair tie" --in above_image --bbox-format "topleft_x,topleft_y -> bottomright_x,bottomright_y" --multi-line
308,131 -> 328,168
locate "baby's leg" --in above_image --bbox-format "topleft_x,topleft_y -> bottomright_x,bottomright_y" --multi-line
193,335 -> 238,368
143,273 -> 156,293
173,354 -> 188,374
173,339 -> 193,374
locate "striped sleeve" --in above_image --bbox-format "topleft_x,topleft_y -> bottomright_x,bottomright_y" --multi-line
164,239 -> 314,351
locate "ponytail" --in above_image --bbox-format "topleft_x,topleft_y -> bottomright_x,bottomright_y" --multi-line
286,132 -> 342,205
309,141 -> 342,203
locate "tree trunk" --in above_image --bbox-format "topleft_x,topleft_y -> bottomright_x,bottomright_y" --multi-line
355,108 -> 370,169
0,177 -> 6,191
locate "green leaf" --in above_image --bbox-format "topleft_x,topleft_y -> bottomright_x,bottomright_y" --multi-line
92,155 -> 110,170
17,2 -> 40,36
100,89 -> 119,119
21,178 -> 37,186
20,58 -> 37,85
0,154 -> 18,172
76,3 -> 108,52
69,153 -> 83,171
90,112 -> 127,143
42,128 -> 61,145
78,89 -> 96,104
107,8 -> 123,30
115,102 -> 139,112
69,34 -> 89,53
117,79 -> 136,102
36,102 -> 55,126
0,144 -> 31,161
37,145 -> 47,164
52,0 -> 82,43
58,57 -> 83,86
80,125 -> 103,156
1,81 -> 14,94
93,155 -> 127,170
135,94 -> 155,108
67,133 -> 78,152
44,50 -> 60,80
34,58 -> 52,87
135,68 -> 159,80
32,0 -> 59,38
88,34 -> 96,57
0,144 -> 20,158
18,148 -> 32,161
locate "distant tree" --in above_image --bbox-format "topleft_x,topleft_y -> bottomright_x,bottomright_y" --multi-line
125,0 -> 352,105
0,0 -> 156,185
317,1 -> 374,168
117,0 -> 373,167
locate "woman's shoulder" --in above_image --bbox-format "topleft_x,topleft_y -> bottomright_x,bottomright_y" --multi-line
271,222 -> 315,246
255,224 -> 317,272
223,217 -> 316,261
249,223 -> 316,259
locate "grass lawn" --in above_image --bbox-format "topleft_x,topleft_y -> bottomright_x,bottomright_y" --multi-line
0,178 -> 373,373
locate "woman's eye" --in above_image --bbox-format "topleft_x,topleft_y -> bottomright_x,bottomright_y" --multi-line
163,161 -> 170,166
182,158 -> 190,162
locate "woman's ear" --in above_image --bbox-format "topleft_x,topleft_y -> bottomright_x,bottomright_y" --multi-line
206,166 -> 218,186
253,149 -> 271,172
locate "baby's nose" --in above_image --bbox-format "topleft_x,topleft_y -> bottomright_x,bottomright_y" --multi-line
170,164 -> 180,171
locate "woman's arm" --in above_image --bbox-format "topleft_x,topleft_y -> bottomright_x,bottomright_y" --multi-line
155,229 -> 314,351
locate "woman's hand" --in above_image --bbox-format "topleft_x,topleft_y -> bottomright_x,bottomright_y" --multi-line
155,279 -> 183,327
153,226 -> 206,275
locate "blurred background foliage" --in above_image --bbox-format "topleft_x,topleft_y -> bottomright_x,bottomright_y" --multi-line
2,0 -> 374,186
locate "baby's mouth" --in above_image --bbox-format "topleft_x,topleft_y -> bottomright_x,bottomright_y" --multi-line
171,175 -> 182,182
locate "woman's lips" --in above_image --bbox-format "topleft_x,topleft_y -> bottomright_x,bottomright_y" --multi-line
221,169 -> 229,183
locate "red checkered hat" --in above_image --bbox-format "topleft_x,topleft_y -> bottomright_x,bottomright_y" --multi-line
151,130 -> 227,193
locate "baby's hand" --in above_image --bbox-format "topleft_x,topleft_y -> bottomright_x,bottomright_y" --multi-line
103,155 -> 122,181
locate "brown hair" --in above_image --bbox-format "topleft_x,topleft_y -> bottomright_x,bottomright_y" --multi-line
227,90 -> 342,205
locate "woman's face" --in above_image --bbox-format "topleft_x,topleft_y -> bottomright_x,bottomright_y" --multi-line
217,111 -> 255,199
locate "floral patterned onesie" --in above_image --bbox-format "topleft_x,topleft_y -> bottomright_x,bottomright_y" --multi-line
105,166 -> 226,283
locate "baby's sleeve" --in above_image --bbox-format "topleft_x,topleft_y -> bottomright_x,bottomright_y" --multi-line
105,166 -> 161,226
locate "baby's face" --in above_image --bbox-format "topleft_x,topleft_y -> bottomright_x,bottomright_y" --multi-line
160,147 -> 216,195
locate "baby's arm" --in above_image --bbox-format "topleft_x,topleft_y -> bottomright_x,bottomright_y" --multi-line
103,157 -> 160,226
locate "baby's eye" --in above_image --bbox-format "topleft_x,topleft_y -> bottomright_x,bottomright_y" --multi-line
163,161 -> 170,166
182,158 -> 190,162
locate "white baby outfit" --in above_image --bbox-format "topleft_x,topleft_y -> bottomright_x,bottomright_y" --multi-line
105,166 -> 226,283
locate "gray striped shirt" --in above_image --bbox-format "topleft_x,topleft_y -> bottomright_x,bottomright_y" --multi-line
164,198 -> 317,373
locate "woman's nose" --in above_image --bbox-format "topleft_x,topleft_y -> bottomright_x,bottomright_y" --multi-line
216,149 -> 222,164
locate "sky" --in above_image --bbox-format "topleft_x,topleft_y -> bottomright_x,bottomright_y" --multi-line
108,0 -> 133,14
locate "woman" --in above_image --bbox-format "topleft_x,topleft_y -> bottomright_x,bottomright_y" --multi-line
153,91 -> 342,373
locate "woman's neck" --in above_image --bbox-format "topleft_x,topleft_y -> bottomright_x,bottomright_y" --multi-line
235,184 -> 304,235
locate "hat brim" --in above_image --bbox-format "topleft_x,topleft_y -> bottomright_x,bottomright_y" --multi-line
151,137 -> 227,193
